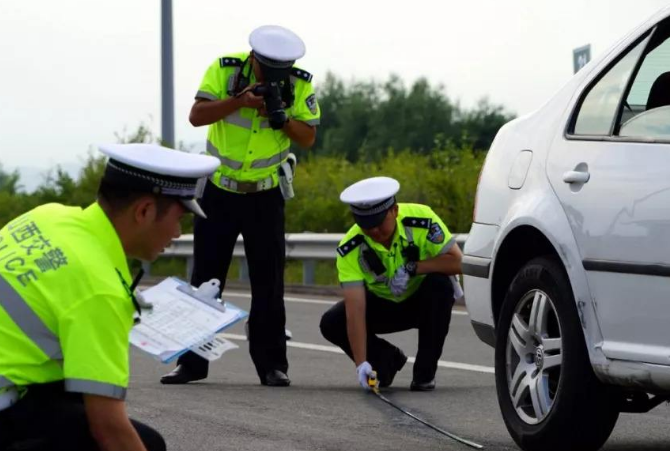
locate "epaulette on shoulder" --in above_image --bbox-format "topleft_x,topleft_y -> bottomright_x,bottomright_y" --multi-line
337,235 -> 365,257
291,67 -> 313,82
219,57 -> 243,68
402,217 -> 432,229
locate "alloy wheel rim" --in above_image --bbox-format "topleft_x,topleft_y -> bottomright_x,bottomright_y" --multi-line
506,289 -> 563,425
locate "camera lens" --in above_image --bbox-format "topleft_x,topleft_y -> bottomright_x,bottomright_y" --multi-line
263,83 -> 287,129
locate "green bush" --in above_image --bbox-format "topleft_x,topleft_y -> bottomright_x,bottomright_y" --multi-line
287,148 -> 484,233
1,146 -> 483,235
0,72 -> 496,284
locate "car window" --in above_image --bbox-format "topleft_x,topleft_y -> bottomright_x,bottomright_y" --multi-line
618,29 -> 670,140
626,39 -> 670,106
619,105 -> 670,138
572,38 -> 648,136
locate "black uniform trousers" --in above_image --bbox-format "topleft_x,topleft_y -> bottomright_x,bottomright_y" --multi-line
0,383 -> 165,451
320,273 -> 455,382
177,180 -> 288,382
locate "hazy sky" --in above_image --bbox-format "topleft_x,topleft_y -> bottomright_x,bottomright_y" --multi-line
1,0 -> 669,172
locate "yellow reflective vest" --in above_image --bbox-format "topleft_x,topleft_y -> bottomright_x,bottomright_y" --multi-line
196,52 -> 321,187
0,203 -> 135,400
336,204 -> 454,302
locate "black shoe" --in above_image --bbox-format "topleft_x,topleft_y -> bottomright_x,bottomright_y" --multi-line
379,349 -> 408,388
410,379 -> 436,391
160,365 -> 207,385
262,370 -> 291,387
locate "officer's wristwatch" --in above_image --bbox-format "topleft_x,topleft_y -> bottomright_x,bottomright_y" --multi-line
405,261 -> 418,277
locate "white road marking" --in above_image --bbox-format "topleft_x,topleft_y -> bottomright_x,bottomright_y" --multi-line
223,292 -> 334,305
218,333 -> 494,374
223,292 -> 469,316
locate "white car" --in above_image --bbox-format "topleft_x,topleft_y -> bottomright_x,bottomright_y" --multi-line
463,6 -> 670,451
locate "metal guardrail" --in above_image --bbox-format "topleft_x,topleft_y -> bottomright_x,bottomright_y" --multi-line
150,233 -> 468,285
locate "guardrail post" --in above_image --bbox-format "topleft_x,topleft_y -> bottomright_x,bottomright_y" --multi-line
141,261 -> 151,276
239,258 -> 249,282
303,260 -> 316,285
186,257 -> 194,281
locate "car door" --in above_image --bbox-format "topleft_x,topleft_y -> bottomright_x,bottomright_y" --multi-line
546,20 -> 670,366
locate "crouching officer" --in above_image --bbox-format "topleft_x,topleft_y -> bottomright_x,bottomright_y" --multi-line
320,177 -> 463,391
0,144 -> 219,451
161,25 -> 320,387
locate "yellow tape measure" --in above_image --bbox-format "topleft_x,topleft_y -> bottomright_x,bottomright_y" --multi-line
367,371 -> 379,392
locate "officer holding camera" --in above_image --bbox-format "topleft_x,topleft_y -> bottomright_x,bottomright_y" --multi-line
161,25 -> 320,387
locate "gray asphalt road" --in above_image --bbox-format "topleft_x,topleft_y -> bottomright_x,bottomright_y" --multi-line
128,290 -> 670,451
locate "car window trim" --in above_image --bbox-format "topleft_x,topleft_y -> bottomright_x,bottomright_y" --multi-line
566,30 -> 653,139
613,25 -> 663,136
564,134 -> 670,145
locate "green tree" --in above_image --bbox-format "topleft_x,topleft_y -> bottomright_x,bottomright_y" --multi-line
0,163 -> 21,195
456,98 -> 514,151
115,122 -> 155,145
316,75 -> 380,162
286,147 -> 485,234
0,123 -> 159,229
308,73 -> 514,162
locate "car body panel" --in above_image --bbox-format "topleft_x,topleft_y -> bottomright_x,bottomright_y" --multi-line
463,6 -> 670,392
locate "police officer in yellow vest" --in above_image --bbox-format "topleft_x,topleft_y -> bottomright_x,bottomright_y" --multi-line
160,25 -> 319,387
320,177 -> 463,391
0,144 -> 219,451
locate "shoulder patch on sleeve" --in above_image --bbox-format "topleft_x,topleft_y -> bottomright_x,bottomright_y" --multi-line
291,67 -> 313,82
305,93 -> 318,115
337,235 -> 365,257
427,222 -> 446,244
219,57 -> 243,68
402,217 -> 432,229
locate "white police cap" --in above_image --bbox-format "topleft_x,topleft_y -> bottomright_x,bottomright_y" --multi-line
340,177 -> 400,229
98,143 -> 220,218
249,25 -> 306,69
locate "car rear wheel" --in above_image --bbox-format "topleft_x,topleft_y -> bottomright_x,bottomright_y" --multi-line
495,256 -> 619,451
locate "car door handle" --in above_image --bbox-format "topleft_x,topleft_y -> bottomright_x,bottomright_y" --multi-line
563,170 -> 590,184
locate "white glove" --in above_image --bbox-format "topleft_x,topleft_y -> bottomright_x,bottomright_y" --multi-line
388,265 -> 411,296
356,361 -> 375,390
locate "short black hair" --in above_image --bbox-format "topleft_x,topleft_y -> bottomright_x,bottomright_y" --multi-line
97,179 -> 176,219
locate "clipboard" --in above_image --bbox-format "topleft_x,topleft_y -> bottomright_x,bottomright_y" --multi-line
175,278 -> 226,313
129,277 -> 248,363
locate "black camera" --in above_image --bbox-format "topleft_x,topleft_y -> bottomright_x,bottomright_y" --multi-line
252,83 -> 287,130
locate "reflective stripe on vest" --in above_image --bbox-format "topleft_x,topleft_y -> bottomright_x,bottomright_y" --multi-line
404,226 -> 414,243
206,141 -> 243,170
196,90 -> 218,101
65,379 -> 127,399
0,277 -> 63,360
250,149 -> 289,169
440,236 -> 456,254
0,278 -> 128,399
223,111 -> 272,130
223,111 -> 253,129
207,140 -> 288,170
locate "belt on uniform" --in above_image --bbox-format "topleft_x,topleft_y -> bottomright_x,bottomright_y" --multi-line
215,175 -> 274,193
0,387 -> 19,412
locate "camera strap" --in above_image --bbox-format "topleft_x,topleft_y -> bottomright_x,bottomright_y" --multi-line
361,243 -> 386,278
401,227 -> 420,263
228,56 -> 252,97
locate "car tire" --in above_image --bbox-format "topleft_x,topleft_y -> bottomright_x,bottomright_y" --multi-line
495,256 -> 619,451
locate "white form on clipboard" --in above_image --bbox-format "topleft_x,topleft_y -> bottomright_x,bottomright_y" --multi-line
129,277 -> 248,363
